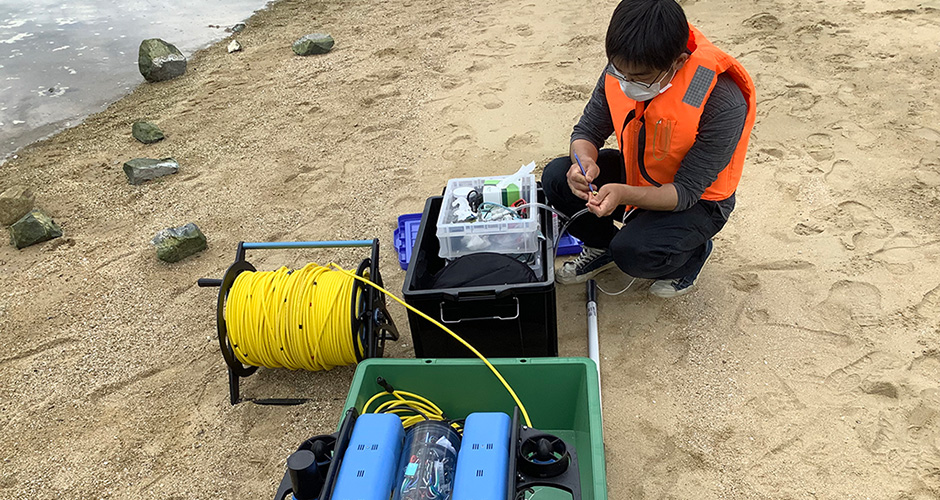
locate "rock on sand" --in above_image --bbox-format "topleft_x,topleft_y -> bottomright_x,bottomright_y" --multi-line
10,209 -> 62,249
151,223 -> 207,263
138,38 -> 187,82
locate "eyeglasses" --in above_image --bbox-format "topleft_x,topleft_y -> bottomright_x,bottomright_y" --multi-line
606,63 -> 668,89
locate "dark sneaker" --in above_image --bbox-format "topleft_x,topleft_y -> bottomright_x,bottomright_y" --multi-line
649,240 -> 714,298
556,245 -> 616,285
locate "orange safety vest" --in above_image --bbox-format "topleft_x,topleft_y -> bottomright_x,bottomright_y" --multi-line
605,24 -> 756,203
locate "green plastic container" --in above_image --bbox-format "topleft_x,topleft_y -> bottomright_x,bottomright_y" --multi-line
342,357 -> 607,500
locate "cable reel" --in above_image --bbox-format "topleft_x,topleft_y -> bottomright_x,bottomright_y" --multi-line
198,239 -> 399,405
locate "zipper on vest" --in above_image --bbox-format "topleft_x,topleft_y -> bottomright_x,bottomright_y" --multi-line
636,112 -> 662,187
619,109 -> 636,183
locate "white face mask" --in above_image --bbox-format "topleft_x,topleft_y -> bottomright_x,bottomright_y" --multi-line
611,64 -> 676,101
619,79 -> 672,101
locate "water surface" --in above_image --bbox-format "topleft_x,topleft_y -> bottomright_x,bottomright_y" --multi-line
0,0 -> 271,160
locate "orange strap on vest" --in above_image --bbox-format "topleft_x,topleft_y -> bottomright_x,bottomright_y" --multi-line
605,24 -> 756,202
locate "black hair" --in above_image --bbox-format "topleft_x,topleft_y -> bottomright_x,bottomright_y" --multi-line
605,0 -> 689,72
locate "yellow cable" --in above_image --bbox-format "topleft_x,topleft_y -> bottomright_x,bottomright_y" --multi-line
329,263 -> 533,428
364,389 -> 463,431
224,264 -> 364,371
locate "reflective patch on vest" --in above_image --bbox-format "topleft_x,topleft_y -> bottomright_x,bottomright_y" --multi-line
682,66 -> 715,108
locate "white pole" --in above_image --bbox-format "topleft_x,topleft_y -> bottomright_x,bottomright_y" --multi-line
587,280 -> 601,408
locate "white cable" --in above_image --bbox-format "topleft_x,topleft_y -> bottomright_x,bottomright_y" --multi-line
513,202 -> 571,221
518,203 -> 639,296
596,277 -> 637,296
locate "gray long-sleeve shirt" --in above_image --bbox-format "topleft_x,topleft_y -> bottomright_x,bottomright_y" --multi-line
571,69 -> 747,215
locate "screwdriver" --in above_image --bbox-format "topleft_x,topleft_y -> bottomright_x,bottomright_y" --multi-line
574,152 -> 598,196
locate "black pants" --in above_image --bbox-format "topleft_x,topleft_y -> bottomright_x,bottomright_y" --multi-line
542,149 -> 732,280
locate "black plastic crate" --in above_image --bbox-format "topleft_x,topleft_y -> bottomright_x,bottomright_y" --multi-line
402,194 -> 558,358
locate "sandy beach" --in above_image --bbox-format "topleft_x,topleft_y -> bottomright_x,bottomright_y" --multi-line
1,0 -> 940,497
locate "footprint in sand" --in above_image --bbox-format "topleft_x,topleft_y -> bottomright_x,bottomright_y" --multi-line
871,233 -> 940,275
824,350 -> 896,394
912,423 -> 940,493
479,92 -> 503,110
562,34 -> 600,48
440,75 -> 464,90
914,284 -> 940,320
826,53 -> 853,67
853,394 -> 940,484
505,131 -> 540,151
859,379 -> 899,399
757,44 -> 779,63
483,39 -> 516,51
425,27 -> 448,40
795,21 -> 840,43
912,127 -> 940,144
824,158 -> 855,191
540,78 -> 592,103
742,12 -> 782,31
467,60 -> 491,72
367,68 -> 404,84
755,73 -> 790,99
860,411 -> 902,457
752,74 -> 789,116
827,201 -> 894,251
730,272 -> 760,291
914,155 -> 940,187
759,146 -> 786,160
794,222 -> 825,236
744,378 -> 806,418
830,120 -> 877,148
835,82 -> 858,106
839,201 -> 894,238
816,280 -> 884,329
827,53 -> 870,71
805,133 -> 834,161
752,146 -> 785,165
786,85 -> 821,117
738,45 -> 780,66
373,46 -> 403,58
360,90 -> 401,107
772,166 -> 802,198
909,352 -> 940,388
514,24 -> 533,37
442,132 -> 475,161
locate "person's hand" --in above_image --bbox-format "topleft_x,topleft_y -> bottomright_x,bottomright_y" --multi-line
566,158 -> 599,201
586,184 -> 625,217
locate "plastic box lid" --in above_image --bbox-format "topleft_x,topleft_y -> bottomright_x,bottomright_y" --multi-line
436,174 -> 539,259
393,213 -> 423,270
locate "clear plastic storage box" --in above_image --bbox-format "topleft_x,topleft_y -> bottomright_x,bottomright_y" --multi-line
436,174 -> 539,259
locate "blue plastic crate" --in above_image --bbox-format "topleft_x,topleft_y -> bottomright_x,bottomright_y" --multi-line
557,233 -> 583,256
393,213 -> 423,270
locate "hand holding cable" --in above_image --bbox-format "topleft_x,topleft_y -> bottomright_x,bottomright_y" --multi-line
586,184 -> 628,217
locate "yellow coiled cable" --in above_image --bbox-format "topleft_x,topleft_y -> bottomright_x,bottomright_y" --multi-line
224,263 -> 364,371
364,389 -> 461,430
